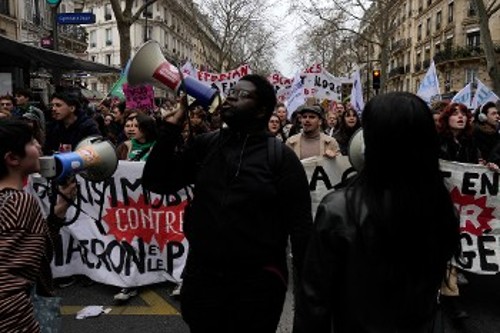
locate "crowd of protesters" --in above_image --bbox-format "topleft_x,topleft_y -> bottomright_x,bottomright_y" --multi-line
1,80 -> 500,333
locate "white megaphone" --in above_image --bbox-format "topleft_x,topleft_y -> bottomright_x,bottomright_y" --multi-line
127,40 -> 220,112
348,128 -> 365,172
39,136 -> 118,182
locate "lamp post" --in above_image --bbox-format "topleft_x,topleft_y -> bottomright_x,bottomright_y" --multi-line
366,43 -> 370,101
46,0 -> 62,85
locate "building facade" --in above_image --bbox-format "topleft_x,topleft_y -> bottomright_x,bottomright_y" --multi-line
357,0 -> 500,97
83,0 -> 222,94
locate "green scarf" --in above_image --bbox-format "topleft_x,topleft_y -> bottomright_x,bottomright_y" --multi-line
128,139 -> 155,161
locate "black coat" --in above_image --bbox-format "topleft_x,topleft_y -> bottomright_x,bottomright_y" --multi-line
294,188 -> 445,333
438,135 -> 480,163
43,114 -> 101,154
142,123 -> 313,279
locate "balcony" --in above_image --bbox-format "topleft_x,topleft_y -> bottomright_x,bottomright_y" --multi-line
390,39 -> 411,53
388,66 -> 406,78
433,45 -> 492,64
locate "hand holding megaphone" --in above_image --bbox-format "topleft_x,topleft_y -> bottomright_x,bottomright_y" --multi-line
128,40 -> 220,113
39,136 -> 118,183
162,95 -> 188,126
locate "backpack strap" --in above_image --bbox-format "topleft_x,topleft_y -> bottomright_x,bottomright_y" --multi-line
267,136 -> 283,174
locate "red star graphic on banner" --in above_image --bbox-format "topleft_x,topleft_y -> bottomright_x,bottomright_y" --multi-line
102,194 -> 187,251
450,187 -> 495,236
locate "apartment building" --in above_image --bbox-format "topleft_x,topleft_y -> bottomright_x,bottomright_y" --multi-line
0,0 -> 97,97
83,0 -> 222,94
383,0 -> 500,95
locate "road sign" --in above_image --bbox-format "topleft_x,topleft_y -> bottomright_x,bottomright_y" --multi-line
57,13 -> 96,25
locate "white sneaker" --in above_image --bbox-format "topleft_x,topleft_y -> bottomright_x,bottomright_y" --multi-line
114,288 -> 138,301
170,283 -> 182,296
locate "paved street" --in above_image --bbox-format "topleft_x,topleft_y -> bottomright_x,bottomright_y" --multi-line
56,270 -> 500,333
58,276 -> 295,333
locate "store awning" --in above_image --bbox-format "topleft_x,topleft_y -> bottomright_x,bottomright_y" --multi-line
0,34 -> 120,73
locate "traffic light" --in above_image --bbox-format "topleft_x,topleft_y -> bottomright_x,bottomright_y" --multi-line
46,0 -> 62,6
372,69 -> 381,90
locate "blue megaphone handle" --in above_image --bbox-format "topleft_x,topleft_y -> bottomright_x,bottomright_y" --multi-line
54,152 -> 84,182
183,76 -> 218,108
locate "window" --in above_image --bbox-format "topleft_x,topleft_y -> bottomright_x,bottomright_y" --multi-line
105,28 -> 112,45
143,0 -> 153,18
91,55 -> 96,62
417,24 -> 422,41
465,68 -> 477,83
419,0 -> 423,12
468,1 -> 477,16
91,83 -> 98,91
106,54 -> 112,66
445,71 -> 451,92
466,31 -> 480,48
448,2 -> 454,23
89,31 -> 97,47
426,17 -> 431,36
445,38 -> 453,50
0,1 -> 9,15
436,11 -> 442,30
105,4 -> 112,20
435,42 -> 441,53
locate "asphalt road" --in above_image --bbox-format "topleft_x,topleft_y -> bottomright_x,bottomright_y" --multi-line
57,276 -> 295,333
57,271 -> 500,333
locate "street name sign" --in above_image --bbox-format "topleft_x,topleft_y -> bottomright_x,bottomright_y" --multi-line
57,13 -> 96,25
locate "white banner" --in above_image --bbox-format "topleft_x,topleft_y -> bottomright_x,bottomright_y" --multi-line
196,64 -> 252,96
301,156 -> 355,218
441,160 -> 500,275
302,67 -> 351,101
28,161 -> 189,288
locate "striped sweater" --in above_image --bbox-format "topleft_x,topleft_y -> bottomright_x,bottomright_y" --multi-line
0,188 -> 57,333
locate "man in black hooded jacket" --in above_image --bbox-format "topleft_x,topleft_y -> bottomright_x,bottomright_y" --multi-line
142,74 -> 312,333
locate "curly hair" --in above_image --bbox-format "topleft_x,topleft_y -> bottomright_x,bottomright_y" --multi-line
438,102 -> 473,138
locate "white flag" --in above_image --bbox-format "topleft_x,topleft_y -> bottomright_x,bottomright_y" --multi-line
417,60 -> 441,104
451,83 -> 473,109
350,68 -> 365,115
285,71 -> 306,118
471,79 -> 500,110
181,61 -> 198,78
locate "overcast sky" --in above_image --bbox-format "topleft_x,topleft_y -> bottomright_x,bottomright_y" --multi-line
272,2 -> 301,78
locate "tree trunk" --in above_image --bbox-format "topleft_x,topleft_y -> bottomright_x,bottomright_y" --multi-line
474,0 -> 500,95
118,24 -> 132,68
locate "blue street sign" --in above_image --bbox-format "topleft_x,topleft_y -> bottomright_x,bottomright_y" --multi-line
57,13 -> 96,25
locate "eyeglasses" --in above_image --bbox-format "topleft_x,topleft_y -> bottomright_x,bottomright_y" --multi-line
227,88 -> 253,99
0,102 -> 12,106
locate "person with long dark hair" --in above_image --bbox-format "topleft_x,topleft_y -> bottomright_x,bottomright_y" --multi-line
294,92 -> 460,333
